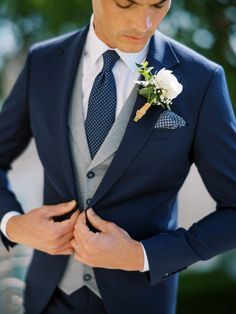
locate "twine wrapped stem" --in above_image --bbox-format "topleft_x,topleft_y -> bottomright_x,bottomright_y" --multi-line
134,102 -> 152,122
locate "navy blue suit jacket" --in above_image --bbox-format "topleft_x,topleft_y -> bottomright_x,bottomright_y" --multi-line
0,26 -> 236,314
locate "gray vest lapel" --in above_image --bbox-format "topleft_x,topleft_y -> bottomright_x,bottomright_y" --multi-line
69,60 -> 92,165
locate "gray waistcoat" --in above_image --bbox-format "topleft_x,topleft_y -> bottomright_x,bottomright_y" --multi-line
58,57 -> 138,297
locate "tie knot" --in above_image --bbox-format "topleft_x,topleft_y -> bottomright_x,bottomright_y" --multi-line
102,50 -> 120,72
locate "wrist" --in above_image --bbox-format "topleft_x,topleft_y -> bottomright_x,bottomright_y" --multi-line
130,240 -> 144,271
7,215 -> 23,243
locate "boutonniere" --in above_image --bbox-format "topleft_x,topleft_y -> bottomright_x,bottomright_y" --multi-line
134,61 -> 183,122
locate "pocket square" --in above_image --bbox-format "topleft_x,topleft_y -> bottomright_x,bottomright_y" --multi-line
154,110 -> 186,129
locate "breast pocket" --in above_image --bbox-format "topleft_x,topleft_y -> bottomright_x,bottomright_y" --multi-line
149,126 -> 189,139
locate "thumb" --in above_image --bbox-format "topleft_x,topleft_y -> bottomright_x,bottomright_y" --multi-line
48,200 -> 77,217
86,208 -> 109,232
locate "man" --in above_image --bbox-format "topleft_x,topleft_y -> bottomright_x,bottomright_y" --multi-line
0,0 -> 235,313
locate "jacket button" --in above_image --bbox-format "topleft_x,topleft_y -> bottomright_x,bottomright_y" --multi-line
87,171 -> 95,178
86,198 -> 92,206
84,274 -> 92,281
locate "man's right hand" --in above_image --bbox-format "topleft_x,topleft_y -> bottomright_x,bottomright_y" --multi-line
6,200 -> 79,255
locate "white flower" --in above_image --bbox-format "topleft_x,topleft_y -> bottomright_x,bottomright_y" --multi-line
133,62 -> 184,122
153,68 -> 183,100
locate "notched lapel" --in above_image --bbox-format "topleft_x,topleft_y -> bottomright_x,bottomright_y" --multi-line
50,26 -> 89,200
91,31 -> 180,207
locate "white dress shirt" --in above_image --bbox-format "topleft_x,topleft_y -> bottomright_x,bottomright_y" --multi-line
0,15 -> 150,271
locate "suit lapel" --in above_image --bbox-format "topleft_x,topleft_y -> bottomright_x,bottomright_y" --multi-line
91,31 -> 180,207
50,26 -> 89,200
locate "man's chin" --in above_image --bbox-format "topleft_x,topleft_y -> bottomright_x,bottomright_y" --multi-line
117,42 -> 149,53
116,35 -> 151,53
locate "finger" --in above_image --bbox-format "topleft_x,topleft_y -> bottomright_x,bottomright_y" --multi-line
47,200 -> 77,218
75,212 -> 91,238
74,251 -> 85,262
43,231 -> 74,254
76,211 -> 86,225
70,209 -> 80,224
73,251 -> 93,267
53,220 -> 75,235
60,209 -> 80,228
71,238 -> 86,254
71,238 -> 77,249
72,243 -> 80,252
52,247 -> 74,255
54,209 -> 80,234
86,208 -> 110,233
57,232 -> 74,246
48,241 -> 74,255
60,250 -> 74,255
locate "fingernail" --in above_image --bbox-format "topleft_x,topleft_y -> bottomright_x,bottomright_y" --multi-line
68,200 -> 76,206
88,208 -> 94,214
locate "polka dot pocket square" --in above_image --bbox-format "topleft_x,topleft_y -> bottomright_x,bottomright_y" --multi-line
154,110 -> 186,129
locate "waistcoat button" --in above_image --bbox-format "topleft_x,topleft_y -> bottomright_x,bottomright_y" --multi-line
86,198 -> 92,206
87,171 -> 95,178
84,274 -> 92,281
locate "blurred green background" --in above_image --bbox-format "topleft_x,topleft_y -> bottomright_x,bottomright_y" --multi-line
0,0 -> 235,106
0,1 -> 236,313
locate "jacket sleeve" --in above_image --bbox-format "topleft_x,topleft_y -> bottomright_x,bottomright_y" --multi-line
142,65 -> 236,286
0,52 -> 32,249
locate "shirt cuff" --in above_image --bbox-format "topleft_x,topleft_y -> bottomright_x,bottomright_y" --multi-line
0,211 -> 22,241
140,242 -> 150,272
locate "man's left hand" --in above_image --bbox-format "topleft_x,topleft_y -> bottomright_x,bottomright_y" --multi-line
71,208 -> 144,271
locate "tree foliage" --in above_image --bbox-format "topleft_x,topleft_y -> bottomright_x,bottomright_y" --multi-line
0,0 -> 235,106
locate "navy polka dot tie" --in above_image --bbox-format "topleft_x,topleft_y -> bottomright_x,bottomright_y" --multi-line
85,50 -> 120,159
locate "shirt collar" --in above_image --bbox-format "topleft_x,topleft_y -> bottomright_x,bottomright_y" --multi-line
84,15 -> 150,73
